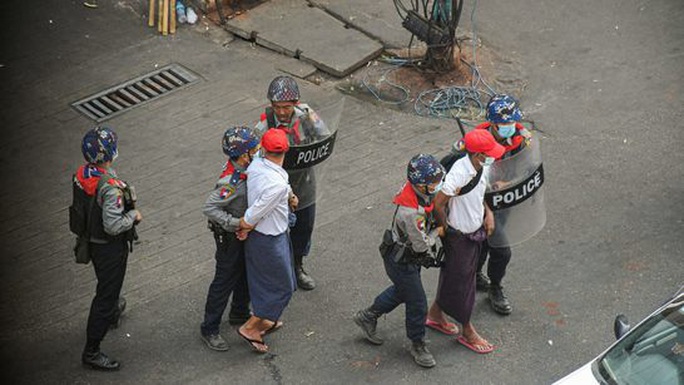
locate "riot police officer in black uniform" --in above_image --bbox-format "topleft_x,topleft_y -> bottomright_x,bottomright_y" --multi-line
200,126 -> 261,351
474,95 -> 531,315
72,126 -> 141,370
255,76 -> 330,290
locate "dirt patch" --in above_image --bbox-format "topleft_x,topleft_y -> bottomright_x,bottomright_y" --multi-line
330,35 -> 527,121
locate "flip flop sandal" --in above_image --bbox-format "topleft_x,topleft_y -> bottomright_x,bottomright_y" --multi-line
425,319 -> 459,335
263,321 -> 283,335
456,335 -> 495,354
237,329 -> 268,354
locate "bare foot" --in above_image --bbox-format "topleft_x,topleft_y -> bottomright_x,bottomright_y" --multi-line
459,323 -> 494,353
427,301 -> 449,325
237,326 -> 268,353
458,335 -> 494,353
260,320 -> 283,336
426,318 -> 459,335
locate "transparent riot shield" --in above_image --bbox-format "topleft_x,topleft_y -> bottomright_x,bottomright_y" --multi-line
484,136 -> 546,247
282,98 -> 344,209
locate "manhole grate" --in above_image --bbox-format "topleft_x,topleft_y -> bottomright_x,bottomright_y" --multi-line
71,63 -> 200,122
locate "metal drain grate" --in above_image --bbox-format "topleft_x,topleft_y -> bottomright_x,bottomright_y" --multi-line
71,63 -> 200,122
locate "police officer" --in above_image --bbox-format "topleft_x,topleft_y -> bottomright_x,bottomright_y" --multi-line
354,154 -> 445,368
74,126 -> 142,370
200,126 -> 261,351
475,94 -> 531,315
255,75 -> 329,290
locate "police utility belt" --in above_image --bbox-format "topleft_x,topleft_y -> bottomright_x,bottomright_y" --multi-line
208,220 -> 233,243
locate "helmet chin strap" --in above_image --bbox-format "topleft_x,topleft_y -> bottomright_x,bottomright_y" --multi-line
238,152 -> 254,168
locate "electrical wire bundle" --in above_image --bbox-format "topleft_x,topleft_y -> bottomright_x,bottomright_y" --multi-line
393,0 -> 463,73
363,0 -> 499,122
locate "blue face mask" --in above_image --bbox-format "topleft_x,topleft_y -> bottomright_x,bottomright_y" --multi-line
428,181 -> 443,195
497,124 -> 516,139
482,156 -> 495,167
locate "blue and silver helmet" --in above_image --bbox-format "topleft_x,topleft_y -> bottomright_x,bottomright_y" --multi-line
486,94 -> 523,124
267,75 -> 300,102
407,154 -> 445,186
81,126 -> 118,163
222,126 -> 261,158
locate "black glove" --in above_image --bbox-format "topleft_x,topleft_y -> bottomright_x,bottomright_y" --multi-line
413,251 -> 442,269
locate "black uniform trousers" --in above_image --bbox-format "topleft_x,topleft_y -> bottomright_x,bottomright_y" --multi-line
201,234 -> 249,336
290,203 -> 316,259
87,240 -> 128,346
477,240 -> 512,286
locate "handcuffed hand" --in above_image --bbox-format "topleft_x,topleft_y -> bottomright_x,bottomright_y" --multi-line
491,181 -> 511,191
484,210 -> 495,236
288,193 -> 299,210
239,217 -> 254,231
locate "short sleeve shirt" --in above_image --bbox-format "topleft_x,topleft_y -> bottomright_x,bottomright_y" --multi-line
440,156 -> 489,234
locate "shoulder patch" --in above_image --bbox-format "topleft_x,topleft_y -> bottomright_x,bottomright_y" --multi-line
219,186 -> 235,200
107,178 -> 126,189
416,216 -> 426,232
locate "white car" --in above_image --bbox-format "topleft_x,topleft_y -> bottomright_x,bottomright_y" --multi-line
554,287 -> 684,385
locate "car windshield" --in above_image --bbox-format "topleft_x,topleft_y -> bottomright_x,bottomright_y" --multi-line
596,297 -> 684,385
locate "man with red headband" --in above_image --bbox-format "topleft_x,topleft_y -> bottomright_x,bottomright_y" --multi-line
427,129 -> 504,355
236,129 -> 298,354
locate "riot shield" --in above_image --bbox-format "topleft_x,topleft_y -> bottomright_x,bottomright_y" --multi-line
283,98 -> 344,209
484,136 -> 546,247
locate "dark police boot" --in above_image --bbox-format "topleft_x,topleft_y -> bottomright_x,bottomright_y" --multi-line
488,284 -> 512,315
82,349 -> 121,371
294,255 -> 316,291
410,340 -> 436,368
476,272 -> 490,292
200,333 -> 229,351
353,308 -> 384,345
110,297 -> 127,329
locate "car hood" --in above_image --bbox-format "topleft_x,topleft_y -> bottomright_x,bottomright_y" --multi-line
553,362 -> 599,385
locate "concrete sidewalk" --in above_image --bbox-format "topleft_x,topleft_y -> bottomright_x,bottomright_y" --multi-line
1,0 -> 683,384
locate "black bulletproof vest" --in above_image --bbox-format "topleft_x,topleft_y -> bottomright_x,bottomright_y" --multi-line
71,175 -> 123,242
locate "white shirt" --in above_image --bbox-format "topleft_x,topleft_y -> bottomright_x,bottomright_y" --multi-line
440,156 -> 489,234
244,157 -> 292,235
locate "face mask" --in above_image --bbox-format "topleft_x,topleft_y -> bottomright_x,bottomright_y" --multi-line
497,124 -> 516,139
428,181 -> 443,195
482,156 -> 495,167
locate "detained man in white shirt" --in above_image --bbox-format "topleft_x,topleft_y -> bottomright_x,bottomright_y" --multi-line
426,129 -> 505,355
237,129 -> 298,354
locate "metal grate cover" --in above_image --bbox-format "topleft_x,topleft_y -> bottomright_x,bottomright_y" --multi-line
71,63 -> 199,122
